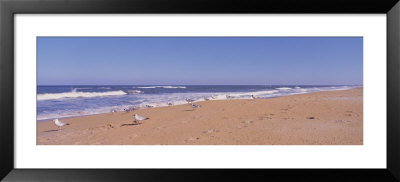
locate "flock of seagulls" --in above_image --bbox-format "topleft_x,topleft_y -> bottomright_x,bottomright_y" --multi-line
52,94 -> 258,130
116,94 -> 257,113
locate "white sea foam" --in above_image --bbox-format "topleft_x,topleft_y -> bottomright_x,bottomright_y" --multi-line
330,86 -> 352,91
137,86 -> 157,88
37,90 -> 127,101
125,90 -> 144,94
227,90 -> 279,98
276,87 -> 292,90
37,105 -> 129,121
253,90 -> 279,96
295,86 -> 301,89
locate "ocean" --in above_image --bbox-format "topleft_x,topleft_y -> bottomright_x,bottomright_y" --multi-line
37,85 -> 356,121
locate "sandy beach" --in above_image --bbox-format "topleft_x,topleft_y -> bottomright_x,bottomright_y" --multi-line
37,87 -> 363,145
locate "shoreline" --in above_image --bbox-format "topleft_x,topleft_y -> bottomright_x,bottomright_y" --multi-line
37,86 -> 361,122
37,87 -> 363,145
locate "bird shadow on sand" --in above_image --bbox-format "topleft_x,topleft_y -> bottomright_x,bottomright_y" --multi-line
43,129 -> 60,132
120,123 -> 140,127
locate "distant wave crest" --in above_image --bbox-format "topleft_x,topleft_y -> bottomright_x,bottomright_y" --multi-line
160,86 -> 186,89
137,86 -> 186,89
37,90 -> 127,101
276,87 -> 292,90
125,90 -> 144,94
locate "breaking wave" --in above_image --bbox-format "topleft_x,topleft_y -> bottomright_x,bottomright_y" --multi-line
276,87 -> 292,90
125,90 -> 144,94
158,86 -> 186,89
37,90 -> 127,101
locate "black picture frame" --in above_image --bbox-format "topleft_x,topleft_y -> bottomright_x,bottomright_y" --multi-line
1,0 -> 399,181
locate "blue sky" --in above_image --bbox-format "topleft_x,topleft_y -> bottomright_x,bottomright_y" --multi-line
37,37 -> 363,85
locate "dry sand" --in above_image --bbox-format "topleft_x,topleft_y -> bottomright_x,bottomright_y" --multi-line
37,88 -> 363,145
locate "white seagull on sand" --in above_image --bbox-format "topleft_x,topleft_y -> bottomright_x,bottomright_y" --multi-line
53,119 -> 69,131
133,114 -> 149,124
190,103 -> 201,110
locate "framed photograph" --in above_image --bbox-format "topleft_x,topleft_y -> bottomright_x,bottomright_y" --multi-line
1,0 -> 399,181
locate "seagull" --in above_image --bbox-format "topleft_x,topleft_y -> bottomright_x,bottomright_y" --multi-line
190,103 -> 201,110
185,98 -> 195,103
124,106 -> 137,112
53,119 -> 69,131
145,105 -> 154,108
167,102 -> 173,106
251,95 -> 257,99
226,95 -> 232,99
133,114 -> 149,124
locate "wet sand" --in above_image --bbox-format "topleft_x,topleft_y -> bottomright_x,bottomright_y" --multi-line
37,87 -> 363,145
